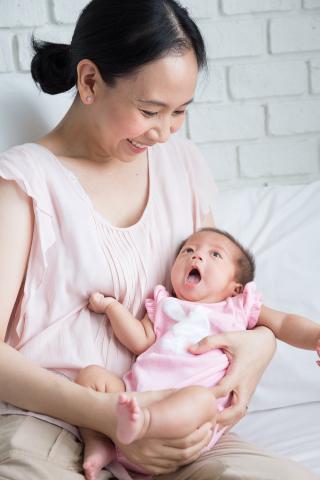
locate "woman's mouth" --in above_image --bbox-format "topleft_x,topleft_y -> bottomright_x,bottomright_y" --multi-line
127,138 -> 149,153
185,267 -> 202,285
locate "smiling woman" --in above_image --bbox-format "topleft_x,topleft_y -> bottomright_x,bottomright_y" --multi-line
0,1 -> 317,480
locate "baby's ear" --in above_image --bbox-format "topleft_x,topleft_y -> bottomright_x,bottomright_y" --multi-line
232,283 -> 243,296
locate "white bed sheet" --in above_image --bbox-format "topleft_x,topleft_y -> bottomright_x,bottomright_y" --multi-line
233,402 -> 320,475
214,182 -> 320,476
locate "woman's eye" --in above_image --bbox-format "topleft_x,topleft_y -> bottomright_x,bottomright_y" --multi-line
140,110 -> 158,118
173,110 -> 186,116
211,251 -> 222,259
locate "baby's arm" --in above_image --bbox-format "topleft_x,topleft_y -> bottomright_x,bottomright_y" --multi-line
257,305 -> 320,350
89,293 -> 155,355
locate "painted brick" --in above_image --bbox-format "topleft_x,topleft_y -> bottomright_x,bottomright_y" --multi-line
0,0 -> 48,27
18,26 -> 74,72
222,0 -> 296,15
268,100 -> 320,135
239,140 -> 319,177
198,143 -> 237,180
229,61 -> 307,99
182,0 -> 218,19
311,59 -> 320,93
200,19 -> 265,59
270,17 -> 320,53
17,32 -> 33,72
195,63 -> 225,102
33,25 -> 74,45
303,0 -> 320,9
53,0 -> 88,24
0,33 -> 14,72
189,104 -> 265,142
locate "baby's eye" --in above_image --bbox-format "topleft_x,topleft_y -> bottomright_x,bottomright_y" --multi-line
211,251 -> 222,259
182,247 -> 194,254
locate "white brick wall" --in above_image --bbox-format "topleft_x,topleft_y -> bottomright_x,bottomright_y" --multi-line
0,0 -> 319,188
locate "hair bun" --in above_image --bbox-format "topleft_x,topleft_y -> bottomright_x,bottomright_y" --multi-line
31,37 -> 76,94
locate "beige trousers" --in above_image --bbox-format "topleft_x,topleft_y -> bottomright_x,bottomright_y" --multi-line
0,415 -> 318,480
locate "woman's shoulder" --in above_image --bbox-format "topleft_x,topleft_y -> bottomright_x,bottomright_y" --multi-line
152,136 -> 207,179
0,142 -> 54,172
154,136 -> 201,160
0,143 -> 66,215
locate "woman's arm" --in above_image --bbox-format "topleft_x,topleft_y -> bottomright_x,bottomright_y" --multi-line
258,305 -> 320,350
89,295 -> 155,355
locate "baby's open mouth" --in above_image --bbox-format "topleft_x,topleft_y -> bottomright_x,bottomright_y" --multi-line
186,267 -> 201,284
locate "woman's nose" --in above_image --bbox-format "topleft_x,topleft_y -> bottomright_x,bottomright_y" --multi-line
148,120 -> 174,144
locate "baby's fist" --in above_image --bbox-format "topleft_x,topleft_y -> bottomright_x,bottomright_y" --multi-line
89,292 -> 116,314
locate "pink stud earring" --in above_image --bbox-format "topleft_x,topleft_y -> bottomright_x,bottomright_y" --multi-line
85,95 -> 93,104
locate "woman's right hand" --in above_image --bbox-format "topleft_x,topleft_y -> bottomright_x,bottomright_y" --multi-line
118,422 -> 213,475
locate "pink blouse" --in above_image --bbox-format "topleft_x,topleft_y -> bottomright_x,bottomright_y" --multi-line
0,138 -> 216,433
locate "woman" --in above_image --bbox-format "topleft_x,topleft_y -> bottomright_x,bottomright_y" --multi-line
0,1 -> 315,479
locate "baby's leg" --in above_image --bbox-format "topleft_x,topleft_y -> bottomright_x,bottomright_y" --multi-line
116,385 -> 216,445
75,365 -> 125,480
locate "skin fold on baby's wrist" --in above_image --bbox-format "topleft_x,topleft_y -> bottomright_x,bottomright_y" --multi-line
104,298 -> 119,314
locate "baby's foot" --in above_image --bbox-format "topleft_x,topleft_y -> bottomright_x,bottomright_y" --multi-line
83,435 -> 115,480
116,393 -> 150,445
89,292 -> 117,314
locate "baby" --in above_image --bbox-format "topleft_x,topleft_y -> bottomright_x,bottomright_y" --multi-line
76,227 -> 320,480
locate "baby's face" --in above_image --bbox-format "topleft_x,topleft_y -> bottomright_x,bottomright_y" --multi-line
171,231 -> 242,303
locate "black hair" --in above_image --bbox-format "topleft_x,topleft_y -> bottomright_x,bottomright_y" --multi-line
31,0 -> 207,95
178,227 -> 256,286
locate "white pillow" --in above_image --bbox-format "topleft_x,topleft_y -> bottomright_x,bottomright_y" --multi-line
214,181 -> 320,411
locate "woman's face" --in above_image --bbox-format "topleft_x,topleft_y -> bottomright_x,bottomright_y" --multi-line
89,49 -> 198,162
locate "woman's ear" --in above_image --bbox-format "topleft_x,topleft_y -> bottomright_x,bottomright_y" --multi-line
76,59 -> 101,105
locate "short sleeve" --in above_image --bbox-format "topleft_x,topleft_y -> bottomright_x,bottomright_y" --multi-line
145,285 -> 169,322
242,282 -> 262,329
0,145 -> 56,287
178,139 -> 217,227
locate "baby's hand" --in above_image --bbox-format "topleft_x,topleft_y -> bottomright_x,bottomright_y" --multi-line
316,339 -> 320,367
88,292 -> 117,314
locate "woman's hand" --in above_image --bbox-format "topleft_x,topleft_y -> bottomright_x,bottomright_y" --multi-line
118,422 -> 213,475
189,326 -> 276,429
316,339 -> 320,367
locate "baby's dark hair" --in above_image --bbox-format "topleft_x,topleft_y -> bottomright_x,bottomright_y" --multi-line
178,227 -> 255,286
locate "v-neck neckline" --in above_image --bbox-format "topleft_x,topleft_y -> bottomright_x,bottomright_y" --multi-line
30,142 -> 153,231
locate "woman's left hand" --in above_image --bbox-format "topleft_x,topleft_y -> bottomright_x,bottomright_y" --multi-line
189,326 -> 276,429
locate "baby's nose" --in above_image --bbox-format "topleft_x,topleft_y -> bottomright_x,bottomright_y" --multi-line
192,254 -> 203,261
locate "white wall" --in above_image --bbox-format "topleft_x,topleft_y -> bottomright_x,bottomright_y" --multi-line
0,0 -> 320,188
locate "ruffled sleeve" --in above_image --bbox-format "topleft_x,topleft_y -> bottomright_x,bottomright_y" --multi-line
145,285 -> 169,322
242,281 -> 262,329
0,144 -> 56,291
